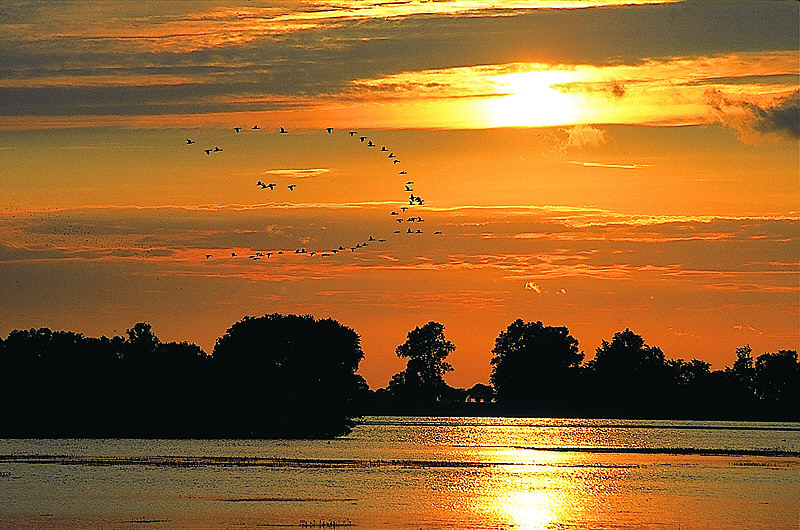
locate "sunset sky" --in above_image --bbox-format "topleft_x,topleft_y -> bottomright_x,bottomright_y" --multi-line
1,0 -> 797,388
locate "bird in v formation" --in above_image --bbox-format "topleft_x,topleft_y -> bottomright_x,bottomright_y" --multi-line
191,125 -> 443,260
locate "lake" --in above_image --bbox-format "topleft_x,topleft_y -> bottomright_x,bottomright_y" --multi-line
1,416 -> 798,529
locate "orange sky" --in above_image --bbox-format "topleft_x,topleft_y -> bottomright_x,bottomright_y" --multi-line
0,0 -> 797,388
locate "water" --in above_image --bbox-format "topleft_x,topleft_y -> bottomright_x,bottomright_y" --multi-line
1,417 -> 798,529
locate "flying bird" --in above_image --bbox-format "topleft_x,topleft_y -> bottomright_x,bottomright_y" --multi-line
359,136 -> 367,142
325,127 -> 333,134
287,184 -> 296,191
204,149 -> 212,155
388,153 -> 395,158
186,138 -> 195,144
367,140 -> 375,147
213,146 -> 222,152
279,127 -> 288,134
399,171 -> 407,175
231,252 -> 237,257
252,125 -> 260,130
234,127 -> 242,133
380,146 -> 387,151
349,131 -> 358,136
205,254 -> 212,259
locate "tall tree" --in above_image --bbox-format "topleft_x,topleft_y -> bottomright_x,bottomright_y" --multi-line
388,321 -> 455,405
490,319 -> 583,409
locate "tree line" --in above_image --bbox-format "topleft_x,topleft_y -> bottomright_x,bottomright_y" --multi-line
380,320 -> 798,421
0,315 -> 797,439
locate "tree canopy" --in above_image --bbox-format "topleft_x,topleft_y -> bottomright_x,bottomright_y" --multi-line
490,319 -> 583,409
387,321 -> 455,406
212,313 -> 367,438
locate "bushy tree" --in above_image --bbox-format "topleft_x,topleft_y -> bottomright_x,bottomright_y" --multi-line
212,313 -> 366,437
754,349 -> 799,416
490,319 -> 583,409
586,329 -> 669,415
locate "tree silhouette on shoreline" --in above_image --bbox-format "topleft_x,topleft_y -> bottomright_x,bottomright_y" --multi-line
387,321 -> 455,407
0,316 -> 797,438
490,319 -> 583,410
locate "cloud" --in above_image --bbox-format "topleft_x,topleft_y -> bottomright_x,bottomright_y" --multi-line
557,124 -> 607,151
705,89 -> 800,140
568,161 -> 651,169
524,281 -> 542,294
262,168 -> 330,179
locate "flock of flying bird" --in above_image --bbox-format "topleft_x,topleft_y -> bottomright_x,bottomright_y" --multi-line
185,125 -> 443,261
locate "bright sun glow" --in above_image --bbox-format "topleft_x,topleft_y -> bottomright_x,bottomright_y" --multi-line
483,69 -> 583,127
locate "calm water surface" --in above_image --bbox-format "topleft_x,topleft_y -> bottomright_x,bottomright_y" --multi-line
1,417 -> 798,529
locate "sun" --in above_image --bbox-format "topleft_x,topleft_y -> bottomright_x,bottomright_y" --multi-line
482,68 -> 583,127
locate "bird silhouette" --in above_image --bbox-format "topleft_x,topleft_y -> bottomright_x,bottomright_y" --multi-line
393,160 -> 400,164
367,140 -> 375,147
231,252 -> 237,257
359,136 -> 367,142
405,185 -> 413,191
186,138 -> 195,144
287,184 -> 296,191
388,153 -> 395,158
349,131 -> 357,136
252,125 -> 260,130
204,149 -> 212,155
380,146 -> 387,151
206,254 -> 212,259
279,127 -> 288,134
213,146 -> 222,152
434,231 -> 442,235
326,127 -> 333,134
234,127 -> 242,133
399,171 -> 407,175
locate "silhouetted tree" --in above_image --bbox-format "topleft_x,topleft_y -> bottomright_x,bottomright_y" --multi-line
212,313 -> 366,438
585,329 -> 669,416
490,319 -> 583,411
754,349 -> 799,418
388,321 -> 455,406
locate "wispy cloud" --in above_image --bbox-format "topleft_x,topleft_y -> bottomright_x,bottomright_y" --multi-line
705,89 -> 800,141
568,161 -> 652,169
261,168 -> 331,179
